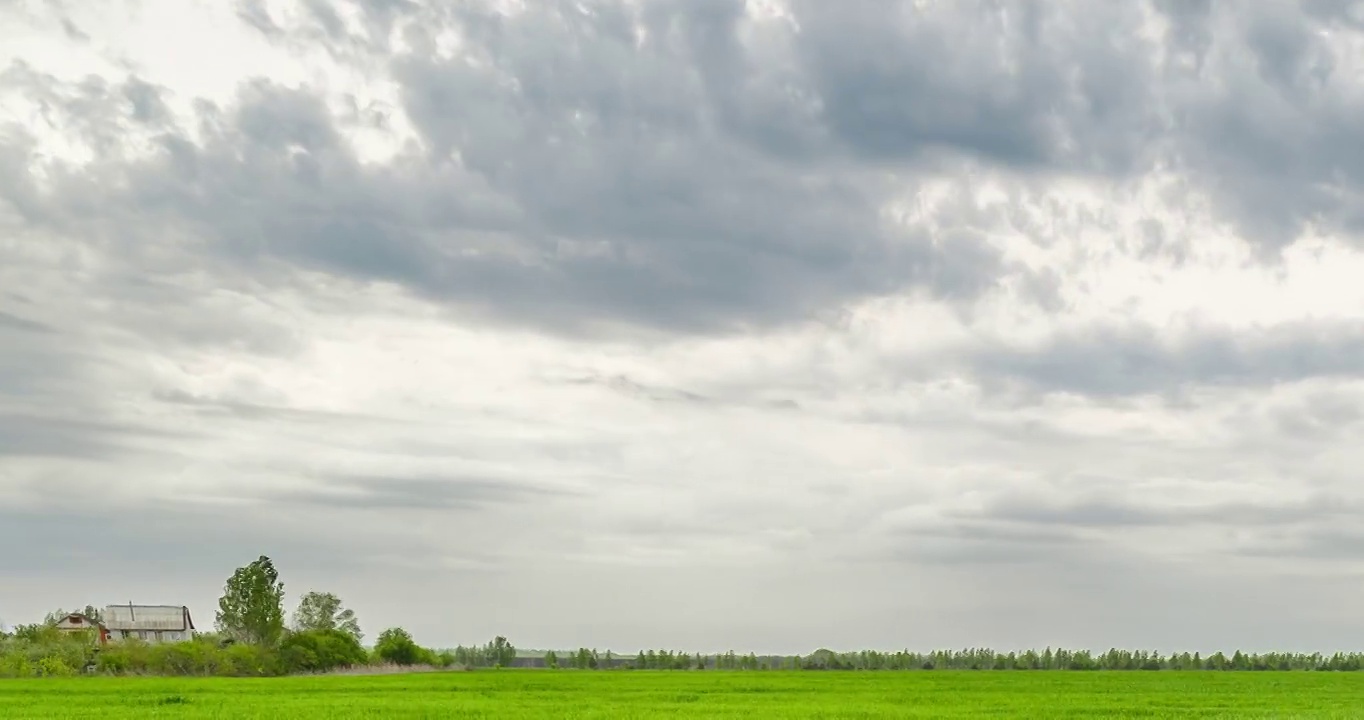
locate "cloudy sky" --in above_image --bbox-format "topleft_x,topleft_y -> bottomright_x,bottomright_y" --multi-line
3,0 -> 1364,654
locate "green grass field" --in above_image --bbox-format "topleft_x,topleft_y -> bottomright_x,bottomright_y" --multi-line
5,670 -> 1364,718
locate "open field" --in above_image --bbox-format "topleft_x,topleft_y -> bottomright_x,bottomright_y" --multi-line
6,670 -> 1364,719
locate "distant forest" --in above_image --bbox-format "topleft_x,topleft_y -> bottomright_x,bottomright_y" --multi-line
505,647 -> 1364,672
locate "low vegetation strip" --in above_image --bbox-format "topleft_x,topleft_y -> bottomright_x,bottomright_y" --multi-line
6,671 -> 1364,719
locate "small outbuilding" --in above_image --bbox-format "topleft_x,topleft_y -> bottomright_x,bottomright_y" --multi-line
54,613 -> 110,644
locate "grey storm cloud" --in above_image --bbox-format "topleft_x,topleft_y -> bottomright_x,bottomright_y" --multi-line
275,474 -> 577,511
966,319 -> 1364,397
0,310 -> 51,334
2,0 -> 1361,337
151,388 -> 385,423
0,412 -> 190,460
789,0 -> 1161,174
10,0 -> 1364,338
0,507 -> 353,577
0,1 -> 1115,337
961,490 -> 1351,531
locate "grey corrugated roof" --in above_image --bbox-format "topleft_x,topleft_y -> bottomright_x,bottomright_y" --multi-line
103,605 -> 194,631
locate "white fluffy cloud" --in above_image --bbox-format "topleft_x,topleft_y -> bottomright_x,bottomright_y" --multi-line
2,0 -> 1364,653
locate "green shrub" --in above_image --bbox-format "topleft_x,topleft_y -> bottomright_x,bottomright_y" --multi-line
147,641 -> 204,675
35,656 -> 73,677
0,653 -> 33,678
374,628 -> 422,666
95,648 -> 130,675
98,640 -> 151,675
279,629 -> 367,673
223,642 -> 275,677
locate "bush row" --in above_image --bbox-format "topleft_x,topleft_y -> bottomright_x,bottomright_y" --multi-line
0,625 -> 454,678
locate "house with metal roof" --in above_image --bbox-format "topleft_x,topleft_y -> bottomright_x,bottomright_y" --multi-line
102,604 -> 195,643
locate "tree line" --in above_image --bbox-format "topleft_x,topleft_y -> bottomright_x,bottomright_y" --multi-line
7,554 -> 1364,676
676,648 -> 1364,672
514,647 -> 1364,672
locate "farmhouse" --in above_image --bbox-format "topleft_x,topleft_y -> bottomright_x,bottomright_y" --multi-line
54,613 -> 110,643
102,604 -> 196,643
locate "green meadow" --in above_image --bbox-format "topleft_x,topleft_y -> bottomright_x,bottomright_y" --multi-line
5,670 -> 1364,719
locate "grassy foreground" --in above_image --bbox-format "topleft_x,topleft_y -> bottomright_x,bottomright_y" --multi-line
5,670 -> 1364,718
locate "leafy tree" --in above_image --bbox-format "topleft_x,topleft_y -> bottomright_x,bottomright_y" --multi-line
374,627 -> 422,666
544,650 -> 558,669
292,591 -> 362,641
215,555 -> 286,646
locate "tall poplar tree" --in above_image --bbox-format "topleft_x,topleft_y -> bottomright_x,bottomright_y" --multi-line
216,555 -> 286,646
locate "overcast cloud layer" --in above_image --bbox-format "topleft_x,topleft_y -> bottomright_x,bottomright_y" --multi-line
3,0 -> 1364,654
